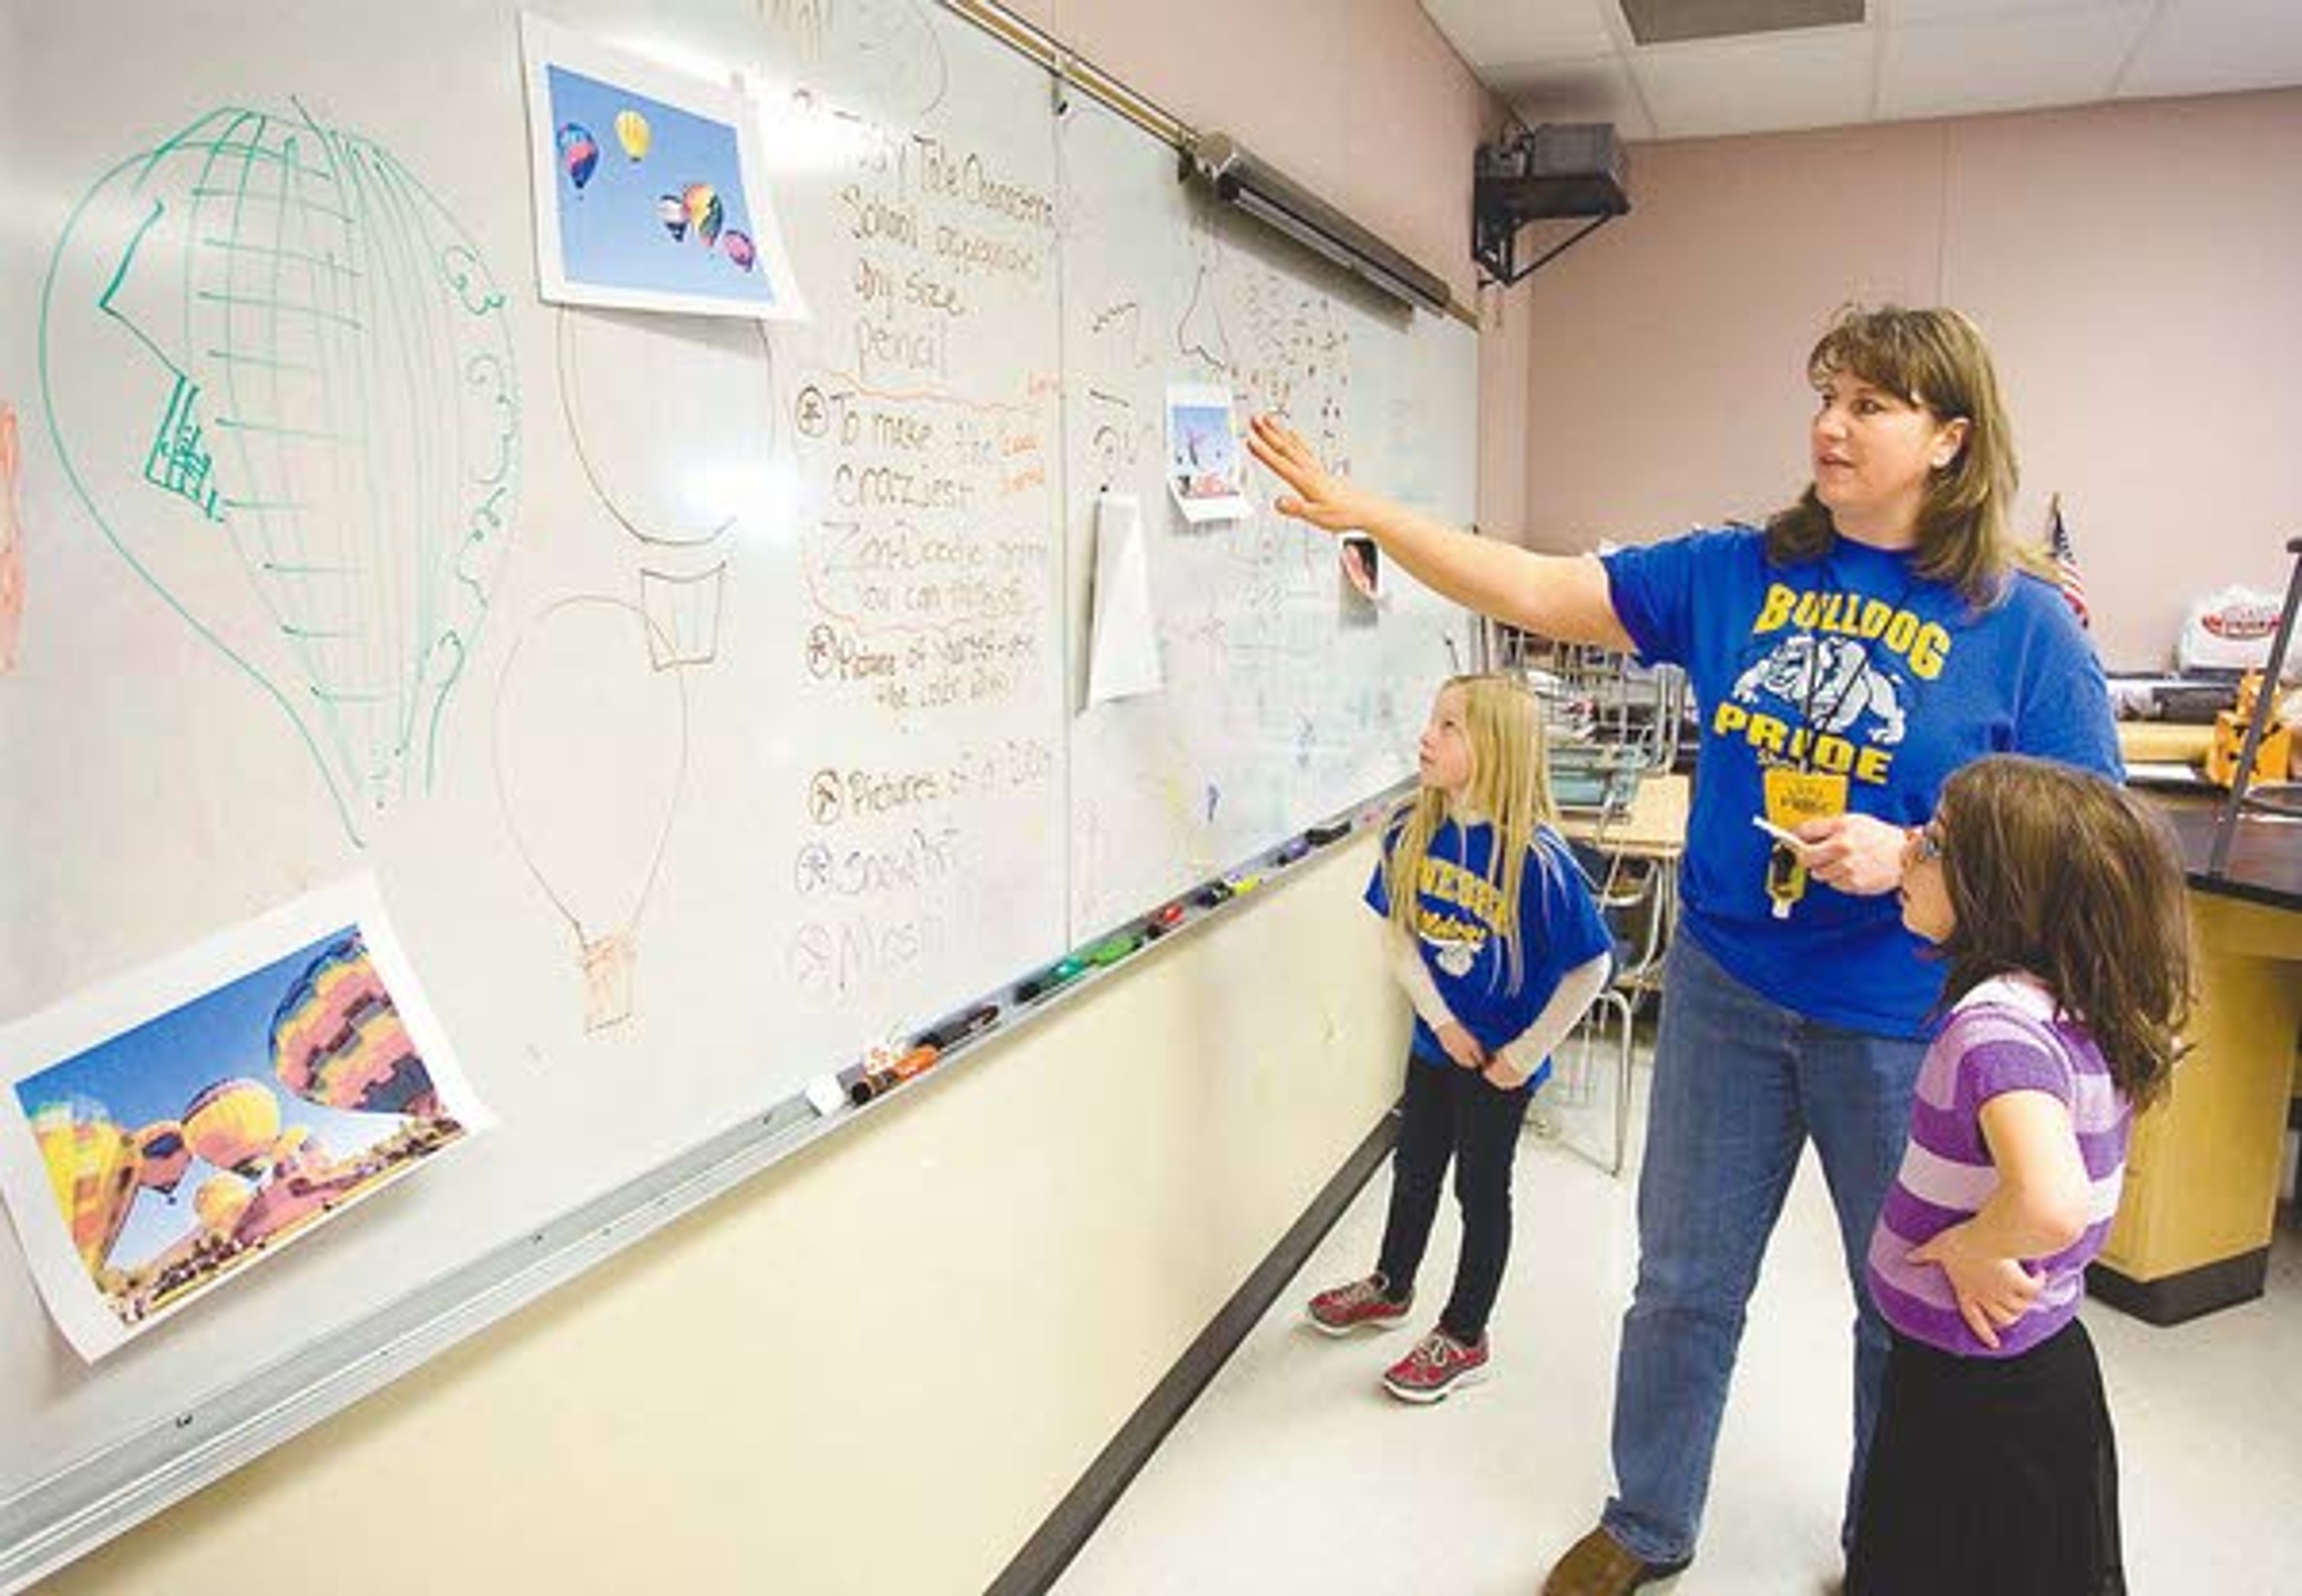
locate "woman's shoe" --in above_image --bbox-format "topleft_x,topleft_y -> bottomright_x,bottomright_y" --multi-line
1539,1526 -> 1692,1594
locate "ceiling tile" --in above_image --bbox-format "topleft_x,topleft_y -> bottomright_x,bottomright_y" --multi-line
1499,55 -> 1658,138
1881,3 -> 2153,119
1418,0 -> 1618,67
2120,0 -> 2302,97
1630,26 -> 1878,137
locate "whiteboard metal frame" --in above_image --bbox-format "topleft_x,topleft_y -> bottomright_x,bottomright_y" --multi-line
943,0 -> 1478,330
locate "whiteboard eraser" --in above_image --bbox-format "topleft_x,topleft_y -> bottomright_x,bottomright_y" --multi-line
804,1075 -> 848,1117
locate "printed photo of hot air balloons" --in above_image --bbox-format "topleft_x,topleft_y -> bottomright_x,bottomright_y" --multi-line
520,15 -> 806,321
0,877 -> 490,1360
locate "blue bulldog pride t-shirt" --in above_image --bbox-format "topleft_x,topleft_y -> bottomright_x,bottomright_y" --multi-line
1602,527 -> 2120,1037
1364,819 -> 1613,1089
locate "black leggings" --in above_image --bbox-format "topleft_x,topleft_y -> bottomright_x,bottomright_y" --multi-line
1373,1052 -> 1531,1344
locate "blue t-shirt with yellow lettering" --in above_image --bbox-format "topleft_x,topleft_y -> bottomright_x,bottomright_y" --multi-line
1602,526 -> 2120,1037
1363,820 -> 1613,1089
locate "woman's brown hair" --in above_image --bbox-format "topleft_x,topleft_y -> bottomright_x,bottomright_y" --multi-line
1930,756 -> 2193,1107
1767,305 -> 2024,607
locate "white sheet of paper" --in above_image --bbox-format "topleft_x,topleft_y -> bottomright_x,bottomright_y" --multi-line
1087,492 -> 1164,706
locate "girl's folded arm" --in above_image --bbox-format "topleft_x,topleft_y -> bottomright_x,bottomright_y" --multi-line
1494,953 -> 1611,1074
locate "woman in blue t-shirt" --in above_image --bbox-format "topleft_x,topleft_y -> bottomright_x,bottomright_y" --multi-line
1246,305 -> 2120,1596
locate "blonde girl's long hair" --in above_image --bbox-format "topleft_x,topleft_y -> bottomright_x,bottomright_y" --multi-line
1383,674 -> 1559,994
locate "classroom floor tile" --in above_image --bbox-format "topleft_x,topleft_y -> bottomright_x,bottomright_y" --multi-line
1051,1050 -> 2302,1596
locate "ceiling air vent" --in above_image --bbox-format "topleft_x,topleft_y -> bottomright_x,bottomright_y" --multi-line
1620,0 -> 1864,47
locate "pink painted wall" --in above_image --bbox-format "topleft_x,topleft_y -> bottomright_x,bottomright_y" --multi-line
1032,0 -> 1489,302
1511,89 -> 2302,671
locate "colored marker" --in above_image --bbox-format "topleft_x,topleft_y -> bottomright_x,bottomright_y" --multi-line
1087,933 -> 1140,966
1194,881 -> 1235,910
919,1002 -> 999,1051
1273,839 -> 1311,868
1144,902 -> 1187,939
1014,956 -> 1086,1002
1305,821 -> 1351,847
1226,872 -> 1264,896
846,1043 -> 942,1105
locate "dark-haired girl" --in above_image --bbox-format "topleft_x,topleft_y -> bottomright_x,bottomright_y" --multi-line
1851,754 -> 2194,1595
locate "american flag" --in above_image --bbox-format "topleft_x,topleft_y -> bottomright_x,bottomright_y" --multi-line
2045,493 -> 2089,628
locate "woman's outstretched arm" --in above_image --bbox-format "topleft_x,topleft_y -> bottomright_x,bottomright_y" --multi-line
1246,414 -> 1634,653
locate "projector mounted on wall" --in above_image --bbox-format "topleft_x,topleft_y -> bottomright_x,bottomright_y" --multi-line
1474,122 -> 1630,287
1181,131 -> 1452,316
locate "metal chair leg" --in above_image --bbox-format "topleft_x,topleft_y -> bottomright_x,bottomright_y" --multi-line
1547,988 -> 1635,1176
1609,994 -> 1634,1176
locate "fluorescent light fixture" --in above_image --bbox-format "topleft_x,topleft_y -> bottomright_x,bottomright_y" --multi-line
1182,132 -> 1450,315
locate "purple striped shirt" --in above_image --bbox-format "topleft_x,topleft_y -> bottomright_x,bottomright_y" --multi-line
1867,974 -> 2130,1359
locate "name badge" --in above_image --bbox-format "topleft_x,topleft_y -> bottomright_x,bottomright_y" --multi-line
1759,769 -> 1847,919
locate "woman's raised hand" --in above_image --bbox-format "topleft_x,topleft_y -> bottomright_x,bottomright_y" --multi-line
1245,414 -> 1375,535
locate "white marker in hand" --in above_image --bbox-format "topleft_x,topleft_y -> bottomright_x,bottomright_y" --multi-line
1751,815 -> 1813,853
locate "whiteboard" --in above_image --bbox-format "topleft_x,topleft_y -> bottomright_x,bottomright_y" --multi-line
0,0 -> 1472,1562
1058,94 -> 1476,930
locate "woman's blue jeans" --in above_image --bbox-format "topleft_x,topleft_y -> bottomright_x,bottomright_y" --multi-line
1600,931 -> 1925,1568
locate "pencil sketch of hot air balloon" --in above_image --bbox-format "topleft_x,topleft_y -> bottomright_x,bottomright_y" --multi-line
269,931 -> 441,1118
555,305 -> 778,558
132,1120 -> 193,1200
556,306 -> 775,672
614,109 -> 651,162
494,595 -> 689,1031
38,104 -> 522,844
183,1077 -> 284,1179
31,1097 -> 140,1276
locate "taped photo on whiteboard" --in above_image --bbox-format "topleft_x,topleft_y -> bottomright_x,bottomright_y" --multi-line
1164,383 -> 1250,525
520,13 -> 807,321
0,877 -> 492,1361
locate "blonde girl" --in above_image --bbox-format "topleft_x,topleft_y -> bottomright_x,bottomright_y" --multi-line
1306,674 -> 1613,1402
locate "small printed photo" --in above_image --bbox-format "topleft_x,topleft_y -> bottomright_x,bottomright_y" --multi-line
0,878 -> 490,1360
1164,383 -> 1251,524
520,13 -> 806,320
1340,532 -> 1384,622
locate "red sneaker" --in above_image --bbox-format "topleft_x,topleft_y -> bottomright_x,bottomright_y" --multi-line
1381,1328 -> 1490,1403
1304,1274 -> 1412,1336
